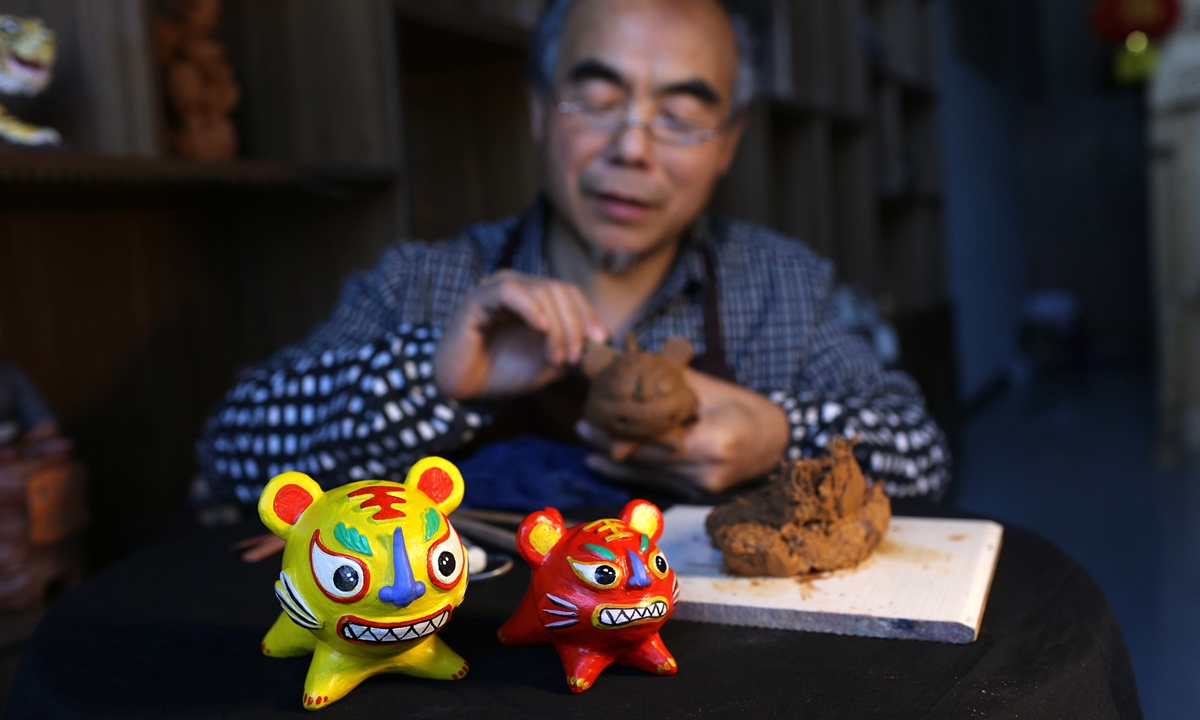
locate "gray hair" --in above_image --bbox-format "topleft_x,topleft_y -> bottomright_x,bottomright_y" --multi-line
527,0 -> 757,116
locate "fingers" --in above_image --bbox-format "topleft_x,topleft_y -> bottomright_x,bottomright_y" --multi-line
565,285 -> 608,345
479,273 -> 606,366
547,284 -> 595,364
532,284 -> 568,364
236,534 -> 286,563
486,275 -> 550,334
439,270 -> 608,399
232,532 -> 275,550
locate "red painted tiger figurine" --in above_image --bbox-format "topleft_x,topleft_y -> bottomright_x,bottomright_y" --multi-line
498,499 -> 679,692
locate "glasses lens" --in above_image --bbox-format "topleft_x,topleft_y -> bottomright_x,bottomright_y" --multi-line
649,118 -> 710,146
558,100 -> 716,146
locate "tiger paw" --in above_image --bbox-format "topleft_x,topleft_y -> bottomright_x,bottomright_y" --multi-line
567,675 -> 593,693
302,692 -> 333,710
655,657 -> 678,675
450,662 -> 469,680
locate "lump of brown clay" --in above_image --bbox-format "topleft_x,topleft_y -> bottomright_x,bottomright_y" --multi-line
705,437 -> 891,577
582,335 -> 698,462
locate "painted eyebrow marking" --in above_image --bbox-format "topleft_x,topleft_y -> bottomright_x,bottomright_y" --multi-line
334,522 -> 372,556
582,543 -> 616,561
422,507 -> 442,542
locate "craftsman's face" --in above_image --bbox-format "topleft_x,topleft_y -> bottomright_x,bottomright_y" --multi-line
531,0 -> 745,268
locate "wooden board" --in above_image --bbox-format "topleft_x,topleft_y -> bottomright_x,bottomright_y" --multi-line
658,506 -> 1003,644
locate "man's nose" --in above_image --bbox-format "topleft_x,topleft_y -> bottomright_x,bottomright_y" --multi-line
379,528 -> 426,607
608,115 -> 653,168
626,549 -> 652,589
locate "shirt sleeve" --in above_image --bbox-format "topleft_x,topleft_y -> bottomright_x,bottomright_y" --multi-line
193,237 -> 490,507
767,257 -> 952,501
194,323 -> 488,506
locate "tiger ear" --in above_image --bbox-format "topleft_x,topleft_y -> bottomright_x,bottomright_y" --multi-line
619,499 -> 664,544
516,508 -> 566,566
404,457 -> 465,514
660,336 -> 694,365
259,472 -> 324,539
581,342 -> 616,378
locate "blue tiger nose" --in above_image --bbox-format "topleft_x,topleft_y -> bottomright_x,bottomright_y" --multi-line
627,549 -> 652,589
379,527 -> 425,607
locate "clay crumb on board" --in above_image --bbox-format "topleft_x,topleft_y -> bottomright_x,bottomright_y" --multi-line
705,437 -> 891,577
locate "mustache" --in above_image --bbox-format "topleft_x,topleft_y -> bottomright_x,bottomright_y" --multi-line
578,169 -> 669,207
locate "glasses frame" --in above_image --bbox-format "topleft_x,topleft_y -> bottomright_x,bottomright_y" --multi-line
555,98 -> 723,147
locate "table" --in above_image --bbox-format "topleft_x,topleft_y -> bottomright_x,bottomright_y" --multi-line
5,504 -> 1142,719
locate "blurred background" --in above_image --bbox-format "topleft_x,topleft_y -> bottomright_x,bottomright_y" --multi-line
0,0 -> 1195,716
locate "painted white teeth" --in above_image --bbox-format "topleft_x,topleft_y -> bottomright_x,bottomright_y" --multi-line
344,610 -> 450,643
600,601 -> 668,626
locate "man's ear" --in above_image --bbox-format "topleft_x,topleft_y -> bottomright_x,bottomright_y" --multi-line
516,508 -> 567,566
619,499 -> 665,544
259,472 -> 324,539
405,457 -> 466,514
528,86 -> 547,144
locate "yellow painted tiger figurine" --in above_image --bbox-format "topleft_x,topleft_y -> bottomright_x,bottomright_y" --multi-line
258,457 -> 471,710
0,15 -> 61,146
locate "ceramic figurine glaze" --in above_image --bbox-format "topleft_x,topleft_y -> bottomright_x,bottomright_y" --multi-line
582,335 -> 698,462
258,458 -> 470,710
0,15 -> 62,146
498,499 -> 679,692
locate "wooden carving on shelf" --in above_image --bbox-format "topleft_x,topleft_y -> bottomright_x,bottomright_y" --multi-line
155,0 -> 240,161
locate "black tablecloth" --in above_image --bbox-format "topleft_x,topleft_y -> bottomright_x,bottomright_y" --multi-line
6,505 -> 1142,719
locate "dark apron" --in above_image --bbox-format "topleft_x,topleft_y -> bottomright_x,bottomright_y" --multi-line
472,212 -> 734,447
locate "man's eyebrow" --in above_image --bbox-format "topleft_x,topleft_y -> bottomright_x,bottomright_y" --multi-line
565,59 -> 628,88
657,79 -> 722,106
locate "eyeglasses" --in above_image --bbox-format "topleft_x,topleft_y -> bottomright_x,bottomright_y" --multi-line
556,99 -> 722,147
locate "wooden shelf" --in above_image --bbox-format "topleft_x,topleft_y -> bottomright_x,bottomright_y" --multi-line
394,1 -> 534,49
0,151 -> 396,190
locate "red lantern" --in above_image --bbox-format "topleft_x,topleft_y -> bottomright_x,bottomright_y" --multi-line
1091,0 -> 1182,44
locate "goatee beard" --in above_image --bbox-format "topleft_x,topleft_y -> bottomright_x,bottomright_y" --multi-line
583,243 -> 639,275
573,232 -> 678,276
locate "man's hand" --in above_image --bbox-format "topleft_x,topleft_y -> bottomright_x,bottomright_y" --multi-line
577,368 -> 789,495
434,270 -> 608,401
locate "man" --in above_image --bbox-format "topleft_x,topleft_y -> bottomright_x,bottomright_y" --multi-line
194,0 -> 950,510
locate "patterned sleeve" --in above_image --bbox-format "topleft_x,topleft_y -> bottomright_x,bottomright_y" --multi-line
193,235 -> 490,507
193,323 -> 487,506
768,255 -> 952,501
768,390 -> 951,500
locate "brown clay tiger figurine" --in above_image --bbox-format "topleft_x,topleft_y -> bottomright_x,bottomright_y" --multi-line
581,335 -> 698,462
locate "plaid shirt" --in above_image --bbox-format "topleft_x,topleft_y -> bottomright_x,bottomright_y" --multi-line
195,204 -> 950,505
